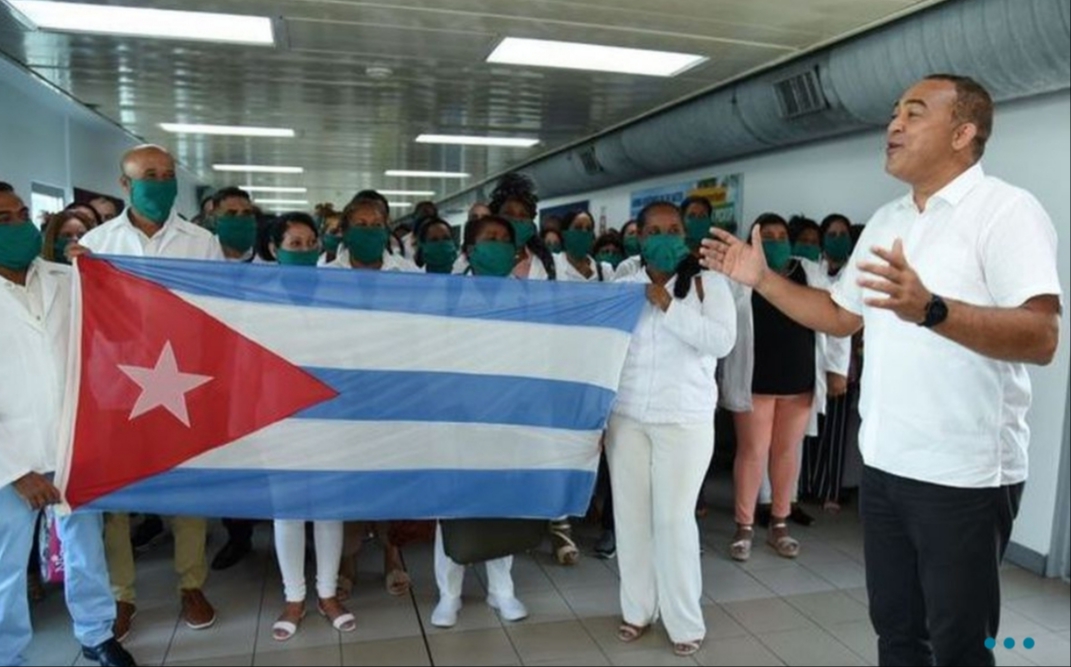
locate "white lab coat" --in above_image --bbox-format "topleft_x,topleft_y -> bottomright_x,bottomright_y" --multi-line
718,258 -> 851,437
0,260 -> 71,488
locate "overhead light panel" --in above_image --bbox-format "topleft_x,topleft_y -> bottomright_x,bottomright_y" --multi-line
385,170 -> 470,179
253,198 -> 309,206
7,1 -> 275,45
486,37 -> 705,77
387,201 -> 414,208
377,190 -> 436,197
416,134 -> 539,148
240,186 -> 308,193
214,164 -> 303,174
160,123 -> 294,138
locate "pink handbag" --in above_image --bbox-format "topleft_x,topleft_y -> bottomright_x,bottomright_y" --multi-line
39,507 -> 65,585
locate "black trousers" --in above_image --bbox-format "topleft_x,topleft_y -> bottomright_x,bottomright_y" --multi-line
596,452 -> 614,530
222,518 -> 255,542
800,385 -> 858,503
860,466 -> 1023,667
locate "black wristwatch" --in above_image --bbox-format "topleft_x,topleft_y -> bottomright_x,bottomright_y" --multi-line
919,294 -> 949,328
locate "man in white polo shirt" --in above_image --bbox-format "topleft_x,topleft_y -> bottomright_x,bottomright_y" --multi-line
72,144 -> 222,641
702,74 -> 1061,666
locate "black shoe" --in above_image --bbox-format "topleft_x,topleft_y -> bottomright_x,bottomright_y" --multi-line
594,529 -> 616,560
789,503 -> 815,527
82,639 -> 137,667
755,504 -> 772,529
211,538 -> 252,570
131,515 -> 165,553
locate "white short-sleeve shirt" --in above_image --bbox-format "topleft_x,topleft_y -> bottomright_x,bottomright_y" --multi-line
832,164 -> 1062,488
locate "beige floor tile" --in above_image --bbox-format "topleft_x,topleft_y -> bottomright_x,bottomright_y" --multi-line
801,558 -> 868,590
166,653 -> 253,666
749,565 -> 837,598
341,636 -> 431,666
425,627 -> 520,666
824,620 -> 878,666
721,598 -> 817,636
694,635 -> 784,666
253,644 -> 341,666
1009,632 -> 1071,667
700,603 -> 751,641
1006,594 -> 1071,633
505,619 -> 602,663
513,590 -> 578,625
579,615 -> 667,656
757,627 -> 867,666
607,648 -> 697,666
781,591 -> 869,629
525,652 -> 611,667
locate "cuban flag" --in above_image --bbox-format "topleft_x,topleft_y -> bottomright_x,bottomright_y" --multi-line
55,256 -> 645,521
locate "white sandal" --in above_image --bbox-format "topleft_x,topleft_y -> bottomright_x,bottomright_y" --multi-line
272,604 -> 306,642
318,598 -> 356,633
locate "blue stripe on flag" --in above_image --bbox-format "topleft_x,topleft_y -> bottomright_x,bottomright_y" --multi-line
81,468 -> 598,520
101,255 -> 645,332
296,367 -> 614,430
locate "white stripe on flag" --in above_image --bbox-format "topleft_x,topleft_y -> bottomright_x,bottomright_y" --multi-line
174,292 -> 632,390
181,420 -> 601,472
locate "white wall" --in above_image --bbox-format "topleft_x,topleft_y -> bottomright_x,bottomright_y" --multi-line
540,91 -> 1071,559
0,56 -> 201,218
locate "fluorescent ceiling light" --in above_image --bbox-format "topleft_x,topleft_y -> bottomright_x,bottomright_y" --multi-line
8,1 -> 274,45
387,201 -> 414,208
385,170 -> 470,179
486,37 -> 705,77
240,186 -> 308,193
253,198 -> 309,206
160,123 -> 294,138
416,134 -> 539,148
213,164 -> 303,174
377,190 -> 436,197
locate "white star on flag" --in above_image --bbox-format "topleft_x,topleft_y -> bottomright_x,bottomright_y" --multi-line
118,341 -> 213,427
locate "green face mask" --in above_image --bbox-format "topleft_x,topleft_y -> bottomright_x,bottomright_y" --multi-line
322,234 -> 342,254
793,243 -> 822,263
596,251 -> 624,269
344,226 -> 390,264
469,240 -> 516,277
763,239 -> 793,271
215,214 -> 258,254
823,234 -> 853,263
563,228 -> 595,261
684,214 -> 710,249
641,234 -> 690,274
129,178 -> 178,224
421,239 -> 459,274
507,218 -> 537,249
545,241 -> 562,253
53,237 -> 72,265
276,248 -> 320,266
0,220 -> 43,271
623,235 -> 641,257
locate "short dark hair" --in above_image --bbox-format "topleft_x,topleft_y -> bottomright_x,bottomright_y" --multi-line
593,231 -> 624,256
680,196 -> 713,218
340,197 -> 389,231
463,215 -> 516,251
750,212 -> 789,242
788,215 -> 820,245
636,201 -> 681,231
489,172 -> 538,219
63,202 -> 102,227
561,209 -> 594,231
820,213 -> 852,240
350,189 -> 390,220
212,186 -> 252,208
620,219 -> 639,236
0,181 -> 13,193
925,74 -> 994,160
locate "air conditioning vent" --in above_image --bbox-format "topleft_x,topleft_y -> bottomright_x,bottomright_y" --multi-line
576,144 -> 604,175
774,68 -> 829,118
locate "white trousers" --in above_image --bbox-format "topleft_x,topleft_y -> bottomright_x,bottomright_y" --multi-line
606,414 -> 713,643
433,523 -> 515,600
273,520 -> 343,602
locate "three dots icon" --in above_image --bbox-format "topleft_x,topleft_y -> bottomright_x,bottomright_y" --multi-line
985,637 -> 1036,650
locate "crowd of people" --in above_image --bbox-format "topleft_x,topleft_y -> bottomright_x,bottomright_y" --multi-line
0,74 -> 1063,667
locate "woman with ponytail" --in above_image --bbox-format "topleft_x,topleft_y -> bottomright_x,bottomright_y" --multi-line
607,201 -> 736,657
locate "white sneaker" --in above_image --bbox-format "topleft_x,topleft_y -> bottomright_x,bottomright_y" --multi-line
487,594 -> 528,622
430,597 -> 462,628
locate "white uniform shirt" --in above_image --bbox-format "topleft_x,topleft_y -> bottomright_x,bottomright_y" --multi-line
832,164 -> 1062,488
0,260 -> 72,487
328,247 -> 423,272
613,269 -> 737,424
80,208 -> 224,261
553,253 -> 614,283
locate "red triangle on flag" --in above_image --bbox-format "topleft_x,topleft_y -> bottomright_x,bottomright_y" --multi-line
65,257 -> 338,509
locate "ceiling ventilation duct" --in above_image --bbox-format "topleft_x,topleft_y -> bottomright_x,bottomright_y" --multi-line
441,0 -> 1070,212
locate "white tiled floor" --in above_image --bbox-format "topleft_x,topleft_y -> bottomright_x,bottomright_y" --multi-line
23,476 -> 1071,667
